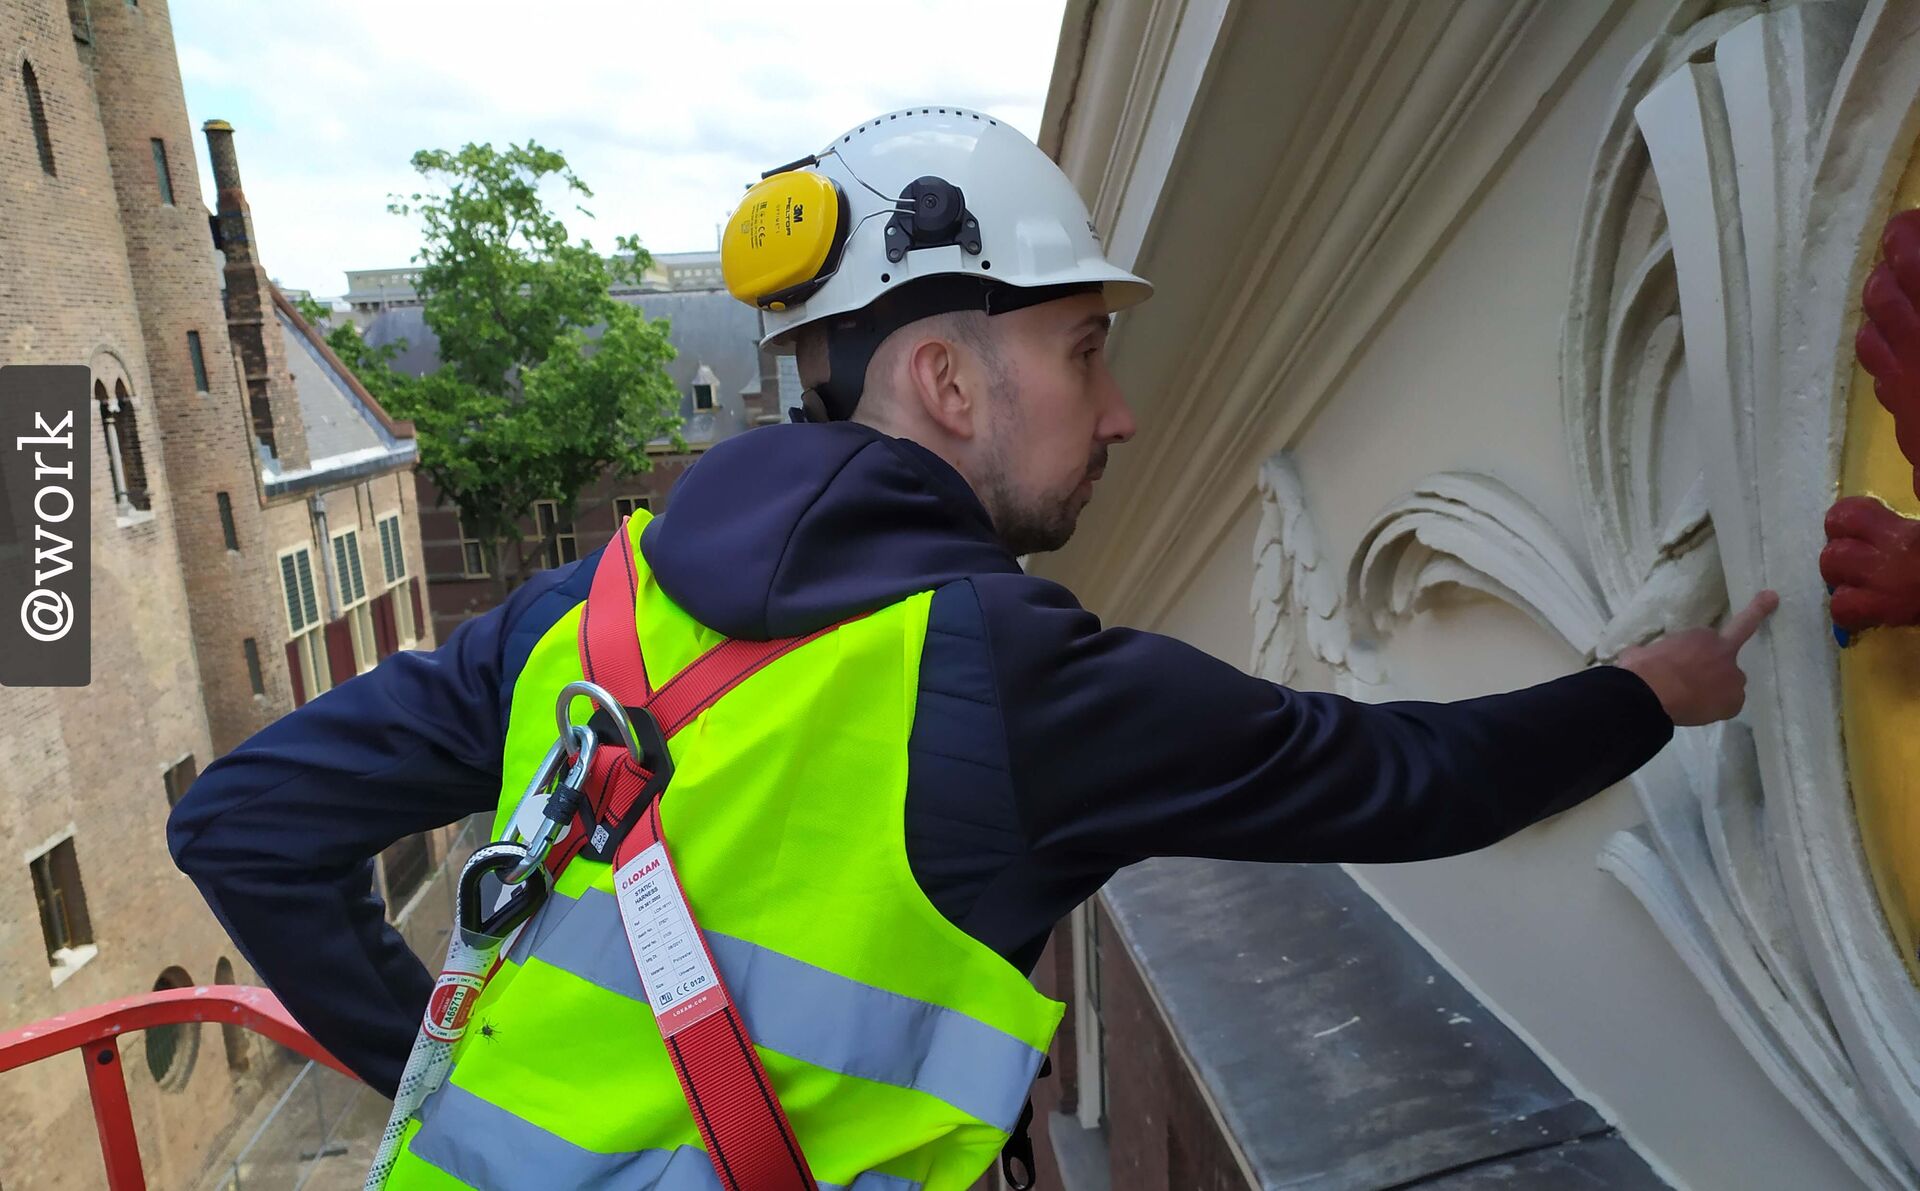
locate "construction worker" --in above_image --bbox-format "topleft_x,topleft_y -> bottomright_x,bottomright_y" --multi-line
170,109 -> 1776,1191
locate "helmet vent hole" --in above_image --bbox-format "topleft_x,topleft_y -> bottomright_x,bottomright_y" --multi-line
880,273 -> 890,283
981,260 -> 992,271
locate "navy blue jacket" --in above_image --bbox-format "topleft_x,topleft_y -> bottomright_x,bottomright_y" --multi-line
169,421 -> 1673,1096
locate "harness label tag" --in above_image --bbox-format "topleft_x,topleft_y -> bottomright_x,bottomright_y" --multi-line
613,840 -> 726,1037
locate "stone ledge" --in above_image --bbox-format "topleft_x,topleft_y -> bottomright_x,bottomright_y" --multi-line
1099,856 -> 1668,1189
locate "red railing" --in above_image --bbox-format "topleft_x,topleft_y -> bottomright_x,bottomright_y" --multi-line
0,986 -> 356,1190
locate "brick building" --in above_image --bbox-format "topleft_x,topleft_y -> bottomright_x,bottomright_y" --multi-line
0,1 -> 437,1186
354,282 -> 788,637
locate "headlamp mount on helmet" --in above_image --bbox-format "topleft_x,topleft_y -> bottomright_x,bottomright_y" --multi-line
884,176 -> 981,263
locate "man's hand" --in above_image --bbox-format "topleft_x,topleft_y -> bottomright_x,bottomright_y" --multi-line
1617,590 -> 1779,726
1857,209 -> 1920,502
1823,495 -> 1920,631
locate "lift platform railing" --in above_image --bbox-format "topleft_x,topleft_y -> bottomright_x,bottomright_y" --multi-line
0,985 -> 355,1191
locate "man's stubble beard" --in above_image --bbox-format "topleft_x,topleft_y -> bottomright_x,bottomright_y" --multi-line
977,371 -> 1102,558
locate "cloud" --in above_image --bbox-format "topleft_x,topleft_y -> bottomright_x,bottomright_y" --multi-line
171,1 -> 1068,296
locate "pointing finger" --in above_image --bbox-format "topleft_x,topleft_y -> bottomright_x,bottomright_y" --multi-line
1720,589 -> 1780,648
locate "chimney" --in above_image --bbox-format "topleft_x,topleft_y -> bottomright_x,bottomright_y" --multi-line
200,119 -> 309,467
202,119 -> 254,261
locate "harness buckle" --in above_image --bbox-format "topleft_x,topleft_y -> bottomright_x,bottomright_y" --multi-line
555,680 -> 675,865
579,705 -> 672,863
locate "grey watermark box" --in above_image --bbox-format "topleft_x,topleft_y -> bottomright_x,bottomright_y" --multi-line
1,365 -> 91,686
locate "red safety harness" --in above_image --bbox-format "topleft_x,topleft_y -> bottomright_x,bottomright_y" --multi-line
540,520 -> 837,1191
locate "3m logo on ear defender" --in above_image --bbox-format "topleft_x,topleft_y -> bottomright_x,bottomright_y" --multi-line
723,169 -> 846,307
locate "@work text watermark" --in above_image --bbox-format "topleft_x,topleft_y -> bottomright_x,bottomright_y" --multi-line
1,366 -> 91,686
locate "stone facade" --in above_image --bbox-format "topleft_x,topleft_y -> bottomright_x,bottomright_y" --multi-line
1034,1 -> 1920,1188
0,2 -> 436,1187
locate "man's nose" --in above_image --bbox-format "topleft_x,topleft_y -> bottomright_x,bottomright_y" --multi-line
1100,381 -> 1137,445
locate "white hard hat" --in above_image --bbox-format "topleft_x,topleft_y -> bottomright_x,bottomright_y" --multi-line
721,106 -> 1152,419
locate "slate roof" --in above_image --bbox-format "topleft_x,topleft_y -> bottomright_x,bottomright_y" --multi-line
264,286 -> 417,498
362,289 -> 769,446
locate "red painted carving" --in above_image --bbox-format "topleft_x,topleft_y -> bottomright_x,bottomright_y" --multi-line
1826,210 -> 1920,633
1823,496 -> 1920,631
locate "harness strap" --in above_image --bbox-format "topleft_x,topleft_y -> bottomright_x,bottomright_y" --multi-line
553,520 -> 821,1191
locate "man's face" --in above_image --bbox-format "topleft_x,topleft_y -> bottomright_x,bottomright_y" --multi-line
975,292 -> 1136,555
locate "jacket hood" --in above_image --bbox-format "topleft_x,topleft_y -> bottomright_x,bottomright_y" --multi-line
640,421 -> 1022,640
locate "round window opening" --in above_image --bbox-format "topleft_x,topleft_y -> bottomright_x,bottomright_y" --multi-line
145,966 -> 199,1090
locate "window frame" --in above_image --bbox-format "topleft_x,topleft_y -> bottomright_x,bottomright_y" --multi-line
376,513 -> 415,646
532,500 -> 579,570
241,636 -> 266,696
23,60 -> 54,176
216,490 -> 239,551
27,831 -> 96,985
330,526 -> 377,674
458,516 -> 488,578
613,495 -> 652,522
161,754 -> 196,808
150,137 -> 174,205
692,381 -> 716,411
277,544 -> 330,700
95,379 -> 152,516
187,330 -> 209,392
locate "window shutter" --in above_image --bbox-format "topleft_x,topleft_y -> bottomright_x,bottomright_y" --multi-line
286,640 -> 306,707
373,592 -> 398,659
324,619 -> 356,685
409,577 -> 425,641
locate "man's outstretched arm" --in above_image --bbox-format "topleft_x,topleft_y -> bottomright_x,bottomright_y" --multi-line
167,558 -> 594,1095
977,572 -> 1774,866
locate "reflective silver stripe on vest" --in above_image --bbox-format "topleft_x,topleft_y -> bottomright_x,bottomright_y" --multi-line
504,887 -> 1043,1132
412,1082 -> 921,1191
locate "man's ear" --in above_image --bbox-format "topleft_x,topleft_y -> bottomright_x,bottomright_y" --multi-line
904,335 -> 976,440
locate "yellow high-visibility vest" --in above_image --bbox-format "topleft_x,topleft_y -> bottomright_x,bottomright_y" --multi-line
381,514 -> 1063,1190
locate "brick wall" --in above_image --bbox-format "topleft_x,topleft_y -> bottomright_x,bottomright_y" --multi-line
0,4 -> 438,1187
84,0 -> 291,758
0,5 -> 275,1187
417,455 -> 699,639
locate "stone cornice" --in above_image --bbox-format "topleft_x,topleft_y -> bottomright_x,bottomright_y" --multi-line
1037,0 -> 1634,628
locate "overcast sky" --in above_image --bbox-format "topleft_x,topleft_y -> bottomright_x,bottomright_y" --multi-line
171,1 -> 1069,298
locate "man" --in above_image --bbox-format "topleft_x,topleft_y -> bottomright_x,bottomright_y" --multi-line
171,110 -> 1773,1190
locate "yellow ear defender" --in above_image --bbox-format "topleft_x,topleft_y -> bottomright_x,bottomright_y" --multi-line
722,160 -> 851,311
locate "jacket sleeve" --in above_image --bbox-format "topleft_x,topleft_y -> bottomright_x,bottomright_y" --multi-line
167,557 -> 594,1096
971,573 -> 1674,865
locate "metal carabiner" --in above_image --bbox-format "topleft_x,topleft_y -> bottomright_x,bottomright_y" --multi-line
556,680 -> 645,765
459,841 -> 550,943
501,725 -> 596,886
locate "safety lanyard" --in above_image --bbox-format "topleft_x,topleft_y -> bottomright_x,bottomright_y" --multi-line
543,519 -> 831,1191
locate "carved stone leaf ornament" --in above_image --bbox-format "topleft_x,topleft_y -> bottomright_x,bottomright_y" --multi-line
1247,1 -> 1920,1184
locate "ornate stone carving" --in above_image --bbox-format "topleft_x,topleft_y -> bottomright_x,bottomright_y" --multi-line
1250,454 -> 1381,695
1251,1 -> 1920,1183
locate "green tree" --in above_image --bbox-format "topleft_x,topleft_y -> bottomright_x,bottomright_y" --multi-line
327,140 -> 682,596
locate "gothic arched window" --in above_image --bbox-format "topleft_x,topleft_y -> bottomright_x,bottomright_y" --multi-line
96,379 -> 151,513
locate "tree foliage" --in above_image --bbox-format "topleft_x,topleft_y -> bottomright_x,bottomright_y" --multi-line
326,140 -> 682,592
